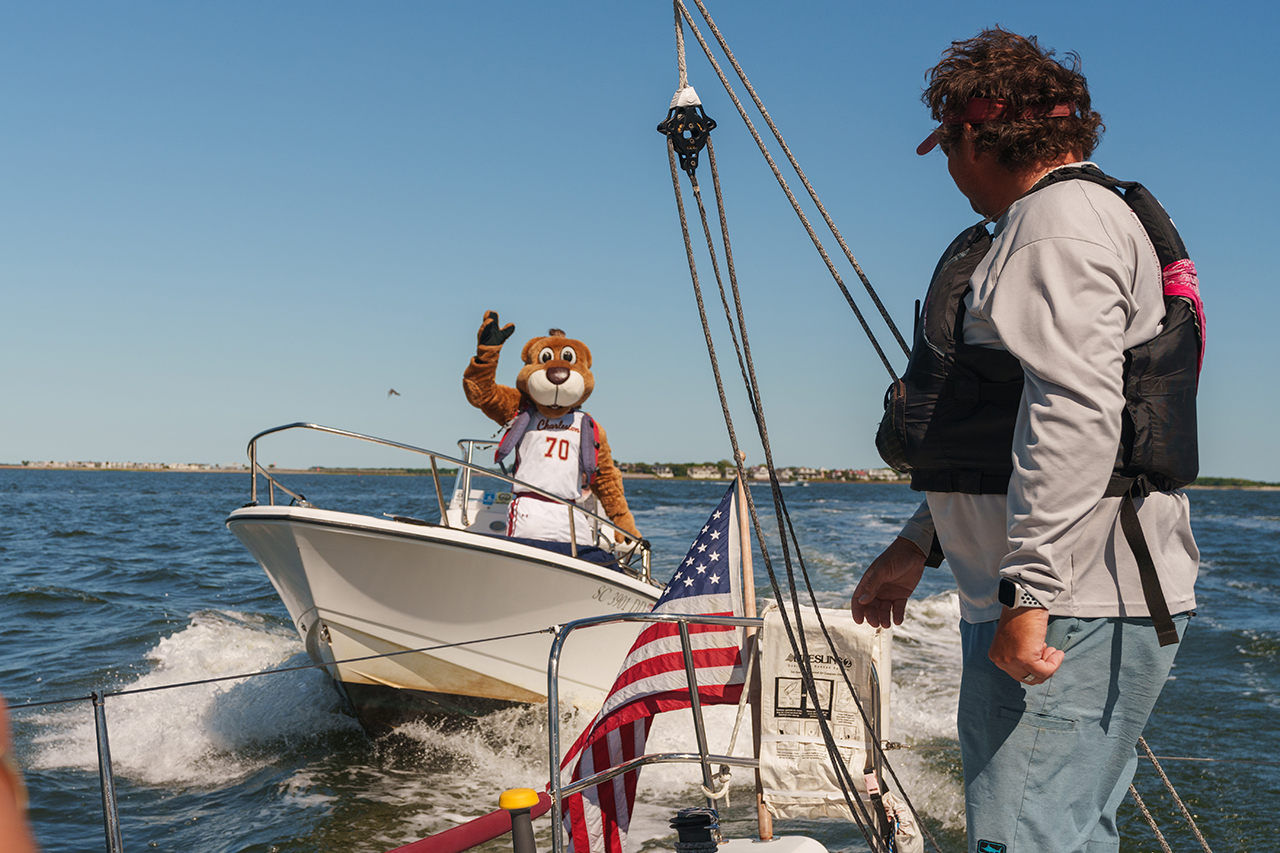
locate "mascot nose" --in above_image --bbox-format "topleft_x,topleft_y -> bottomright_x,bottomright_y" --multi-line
546,366 -> 570,385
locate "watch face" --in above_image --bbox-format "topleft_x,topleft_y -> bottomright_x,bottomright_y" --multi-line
998,578 -> 1016,608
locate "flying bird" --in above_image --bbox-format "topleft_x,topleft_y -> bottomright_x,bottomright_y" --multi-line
388,388 -> 400,398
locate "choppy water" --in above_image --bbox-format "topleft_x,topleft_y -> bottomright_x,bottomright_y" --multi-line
1,469 -> 1276,852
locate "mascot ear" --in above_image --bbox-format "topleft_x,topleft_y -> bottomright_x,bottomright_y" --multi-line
521,336 -> 545,364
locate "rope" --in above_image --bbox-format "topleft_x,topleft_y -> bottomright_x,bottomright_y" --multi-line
1129,785 -> 1175,853
668,90 -> 940,853
672,28 -> 941,853
665,136 -> 886,853
689,0 -> 908,353
699,778 -> 732,802
663,11 -> 936,839
674,5 -> 687,90
1138,737 -> 1215,853
674,0 -> 908,377
703,627 -> 761,810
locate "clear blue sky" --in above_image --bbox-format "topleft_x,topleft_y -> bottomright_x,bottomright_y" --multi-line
3,1 -> 1277,479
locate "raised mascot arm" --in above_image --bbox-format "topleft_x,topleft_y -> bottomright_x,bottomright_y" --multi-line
462,310 -> 523,425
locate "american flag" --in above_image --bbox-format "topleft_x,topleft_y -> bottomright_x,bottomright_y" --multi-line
559,481 -> 746,853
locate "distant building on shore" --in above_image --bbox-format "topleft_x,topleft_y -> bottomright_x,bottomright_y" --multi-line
17,461 -> 247,472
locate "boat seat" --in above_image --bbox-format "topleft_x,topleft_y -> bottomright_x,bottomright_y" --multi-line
503,537 -> 622,568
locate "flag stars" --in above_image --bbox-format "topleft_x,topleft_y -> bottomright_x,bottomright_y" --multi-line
709,530 -> 721,541
709,573 -> 721,584
712,511 -> 722,519
683,577 -> 695,587
696,563 -> 706,574
709,551 -> 721,562
697,544 -> 707,553
685,557 -> 695,567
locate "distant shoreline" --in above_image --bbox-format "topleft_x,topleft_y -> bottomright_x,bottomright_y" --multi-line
2,464 -> 1277,489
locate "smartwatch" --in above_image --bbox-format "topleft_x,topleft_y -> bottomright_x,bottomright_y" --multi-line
998,578 -> 1046,610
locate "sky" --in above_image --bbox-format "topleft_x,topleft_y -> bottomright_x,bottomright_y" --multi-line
2,1 -> 1277,479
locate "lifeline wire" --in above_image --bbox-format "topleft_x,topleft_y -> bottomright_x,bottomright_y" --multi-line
6,627 -> 555,711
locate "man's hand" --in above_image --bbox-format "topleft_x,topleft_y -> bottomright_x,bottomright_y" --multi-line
850,536 -> 927,628
988,606 -> 1064,684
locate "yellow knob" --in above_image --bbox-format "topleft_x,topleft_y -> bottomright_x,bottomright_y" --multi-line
499,788 -> 541,811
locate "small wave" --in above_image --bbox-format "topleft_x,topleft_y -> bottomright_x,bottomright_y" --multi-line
9,585 -> 111,605
47,529 -> 94,538
1238,630 -> 1279,659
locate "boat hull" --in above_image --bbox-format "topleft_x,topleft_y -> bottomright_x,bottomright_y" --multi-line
226,505 -> 660,730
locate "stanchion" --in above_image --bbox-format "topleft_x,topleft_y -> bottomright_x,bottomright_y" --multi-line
92,692 -> 124,853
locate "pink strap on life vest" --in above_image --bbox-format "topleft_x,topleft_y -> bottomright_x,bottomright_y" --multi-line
1162,258 -> 1206,377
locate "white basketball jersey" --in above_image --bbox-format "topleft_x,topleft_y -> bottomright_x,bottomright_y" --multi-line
512,411 -> 587,500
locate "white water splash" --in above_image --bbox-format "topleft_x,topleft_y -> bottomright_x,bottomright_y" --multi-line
28,610 -> 359,786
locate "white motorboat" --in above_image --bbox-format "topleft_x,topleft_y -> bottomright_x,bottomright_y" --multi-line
226,423 -> 662,732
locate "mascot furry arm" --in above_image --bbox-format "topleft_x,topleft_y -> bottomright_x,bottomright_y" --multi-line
463,310 -> 640,541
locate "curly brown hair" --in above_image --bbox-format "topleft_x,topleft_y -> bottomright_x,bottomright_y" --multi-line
923,28 -> 1104,170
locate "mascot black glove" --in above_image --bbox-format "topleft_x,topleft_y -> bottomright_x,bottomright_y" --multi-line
479,311 -> 516,347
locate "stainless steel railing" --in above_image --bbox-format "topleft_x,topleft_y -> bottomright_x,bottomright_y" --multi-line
243,423 -> 651,579
545,612 -> 765,853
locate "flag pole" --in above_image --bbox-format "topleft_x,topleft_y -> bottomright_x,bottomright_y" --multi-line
736,453 -> 773,841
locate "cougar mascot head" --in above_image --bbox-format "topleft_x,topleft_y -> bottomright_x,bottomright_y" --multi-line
515,330 -> 594,419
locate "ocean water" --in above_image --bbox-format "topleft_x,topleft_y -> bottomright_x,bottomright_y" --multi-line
1,468 -> 1276,852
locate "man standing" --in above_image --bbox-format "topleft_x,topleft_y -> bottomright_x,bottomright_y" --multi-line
851,29 -> 1201,853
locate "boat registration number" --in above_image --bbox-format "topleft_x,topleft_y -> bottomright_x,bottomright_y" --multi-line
592,584 -> 651,613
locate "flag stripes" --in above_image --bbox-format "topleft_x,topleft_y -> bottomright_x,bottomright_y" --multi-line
559,482 -> 746,853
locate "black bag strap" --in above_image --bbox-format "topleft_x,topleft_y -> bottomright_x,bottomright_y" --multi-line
1031,164 -> 1191,268
1117,494 -> 1181,647
1040,165 -> 1188,646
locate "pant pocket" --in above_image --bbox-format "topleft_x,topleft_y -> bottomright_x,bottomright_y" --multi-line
1045,615 -> 1083,652
998,706 -> 1077,731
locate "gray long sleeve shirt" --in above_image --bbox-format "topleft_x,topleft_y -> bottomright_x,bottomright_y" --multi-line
900,164 -> 1199,624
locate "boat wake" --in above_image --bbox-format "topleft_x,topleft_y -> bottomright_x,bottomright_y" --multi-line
27,610 -> 359,787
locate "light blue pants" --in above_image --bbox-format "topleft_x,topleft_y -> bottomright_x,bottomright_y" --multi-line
957,614 -> 1188,853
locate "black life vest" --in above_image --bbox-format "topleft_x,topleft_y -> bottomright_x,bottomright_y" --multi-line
876,165 -> 1206,499
874,166 -> 1206,646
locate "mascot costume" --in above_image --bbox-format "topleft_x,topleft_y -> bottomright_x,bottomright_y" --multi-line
462,310 -> 640,547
